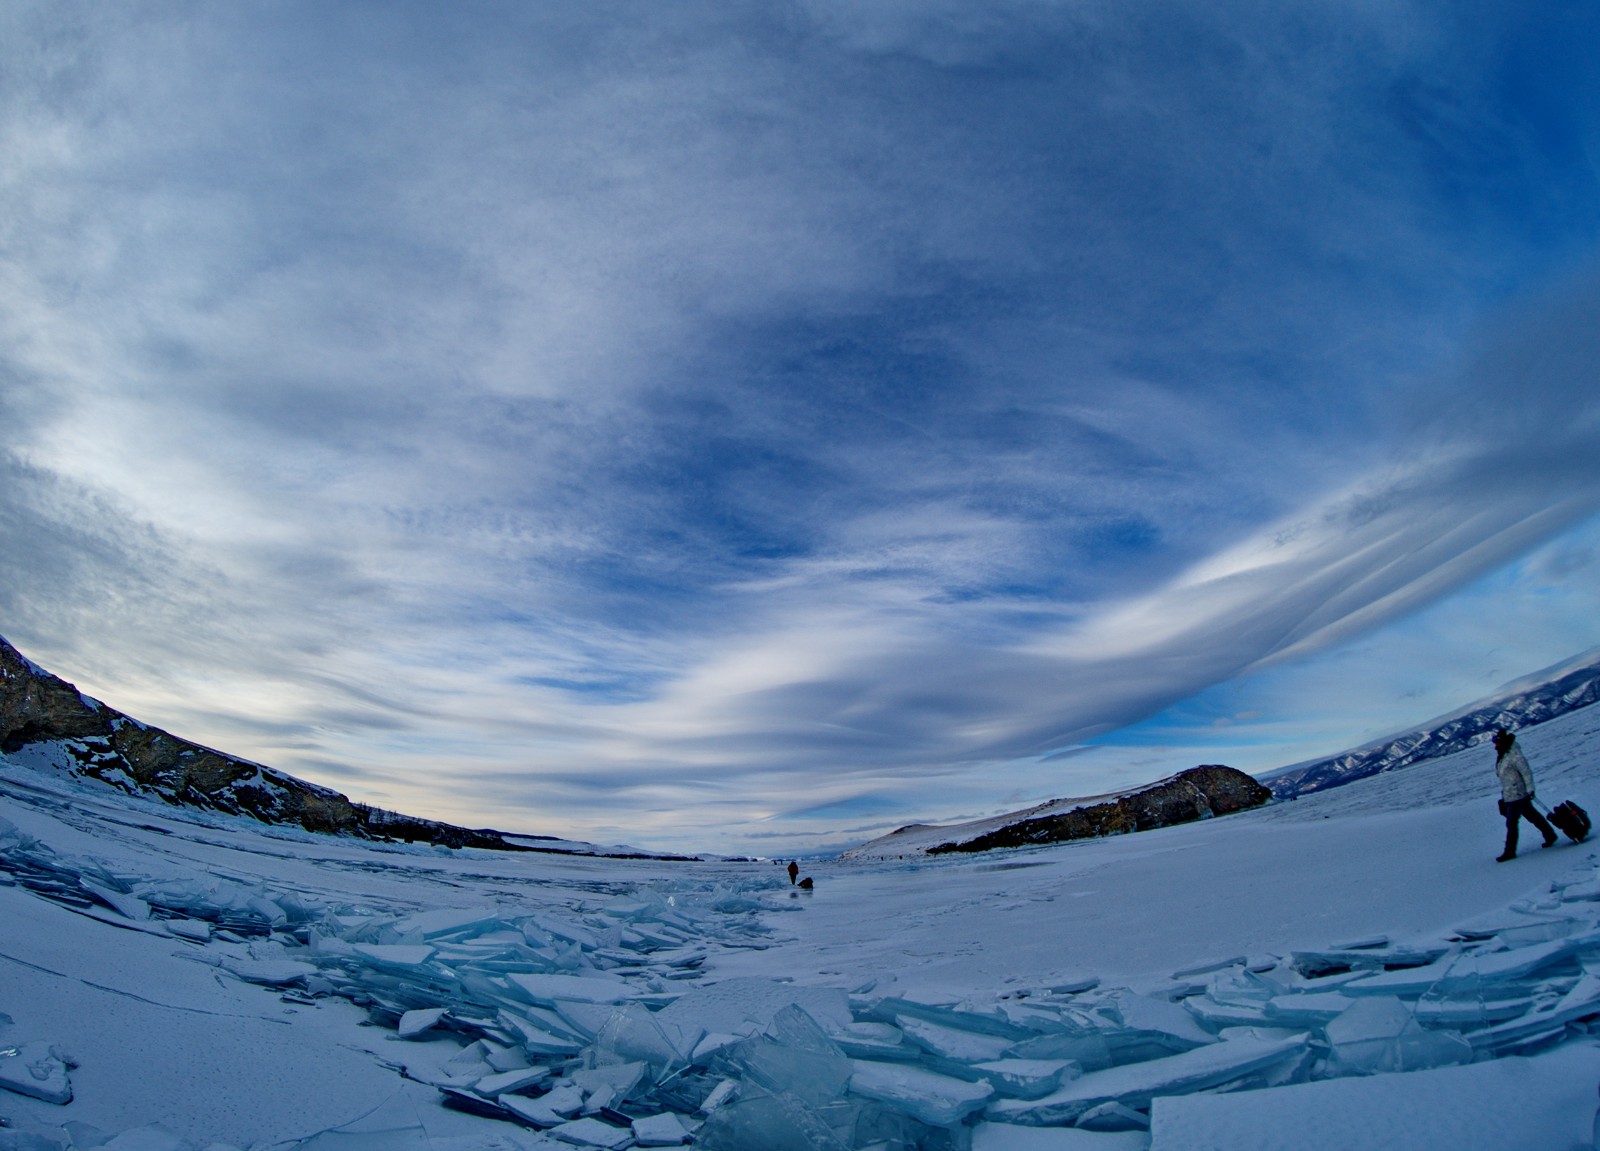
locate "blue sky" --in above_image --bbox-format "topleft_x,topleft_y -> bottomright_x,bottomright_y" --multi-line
3,1 -> 1599,854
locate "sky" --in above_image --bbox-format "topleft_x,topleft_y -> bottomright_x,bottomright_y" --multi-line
2,0 -> 1599,856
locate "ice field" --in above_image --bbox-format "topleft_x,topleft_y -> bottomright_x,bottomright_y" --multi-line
3,704 -> 1600,1149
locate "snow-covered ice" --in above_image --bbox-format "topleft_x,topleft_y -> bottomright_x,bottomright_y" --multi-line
398,1006 -> 451,1038
0,705 -> 1598,1148
0,1040 -> 73,1105
1149,1041 -> 1600,1151
846,1060 -> 995,1126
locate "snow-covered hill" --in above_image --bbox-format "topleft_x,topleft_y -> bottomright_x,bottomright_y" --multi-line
3,700 -> 1600,1148
1265,648 -> 1600,799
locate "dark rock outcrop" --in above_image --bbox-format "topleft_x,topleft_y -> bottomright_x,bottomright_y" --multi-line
926,765 -> 1271,855
2,635 -> 533,851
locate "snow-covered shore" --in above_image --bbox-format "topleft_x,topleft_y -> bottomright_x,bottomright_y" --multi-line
3,705 -> 1599,1149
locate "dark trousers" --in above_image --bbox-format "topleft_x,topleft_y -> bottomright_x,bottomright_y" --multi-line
1501,797 -> 1556,855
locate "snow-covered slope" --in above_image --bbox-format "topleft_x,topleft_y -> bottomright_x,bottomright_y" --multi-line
1265,648 -> 1600,799
3,704 -> 1600,1149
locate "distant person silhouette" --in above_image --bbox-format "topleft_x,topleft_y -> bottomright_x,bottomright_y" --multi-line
787,860 -> 799,886
1493,728 -> 1557,862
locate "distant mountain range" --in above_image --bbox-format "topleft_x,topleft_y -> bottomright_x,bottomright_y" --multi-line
1263,650 -> 1600,799
0,634 -> 685,860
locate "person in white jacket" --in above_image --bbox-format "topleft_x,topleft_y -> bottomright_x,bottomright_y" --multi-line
1493,728 -> 1557,862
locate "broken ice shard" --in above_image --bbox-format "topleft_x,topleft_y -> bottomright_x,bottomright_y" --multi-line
397,1007 -> 449,1038
507,972 -> 634,1006
720,1025 -> 851,1107
1095,989 -> 1217,1063
590,1002 -> 686,1072
971,1058 -> 1077,1099
81,879 -> 149,921
1343,935 -> 1583,997
897,1014 -> 1015,1063
472,1066 -> 549,1098
571,1060 -> 648,1109
391,907 -> 508,939
694,1092 -> 850,1151
536,1082 -> 586,1117
348,943 -> 436,971
1472,969 -> 1600,1056
631,1111 -> 692,1146
1263,991 -> 1359,1028
847,1059 -> 994,1127
497,1009 -> 584,1057
498,1093 -> 570,1128
989,1031 -> 1308,1125
1322,997 -> 1471,1075
1076,1099 -> 1151,1131
0,1041 -> 73,1105
829,1021 -> 912,1061
163,918 -> 212,942
1413,979 -> 1533,1028
221,957 -> 319,986
548,1116 -> 634,1148
653,977 -> 852,1040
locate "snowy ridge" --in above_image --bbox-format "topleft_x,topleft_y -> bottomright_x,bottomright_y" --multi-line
1266,650 -> 1600,799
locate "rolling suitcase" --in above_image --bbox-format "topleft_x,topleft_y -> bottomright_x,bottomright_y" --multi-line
1543,798 -> 1591,844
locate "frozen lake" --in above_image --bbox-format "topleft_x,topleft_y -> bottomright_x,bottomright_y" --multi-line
3,704 -> 1600,1149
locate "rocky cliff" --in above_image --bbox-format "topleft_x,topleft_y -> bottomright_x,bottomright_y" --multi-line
843,764 -> 1272,858
925,765 -> 1271,854
2,635 -> 544,851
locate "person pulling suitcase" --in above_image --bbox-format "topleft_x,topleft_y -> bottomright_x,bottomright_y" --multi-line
1492,728 -> 1558,862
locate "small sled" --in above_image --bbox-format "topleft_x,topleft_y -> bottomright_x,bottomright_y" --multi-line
1543,799 -> 1592,844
